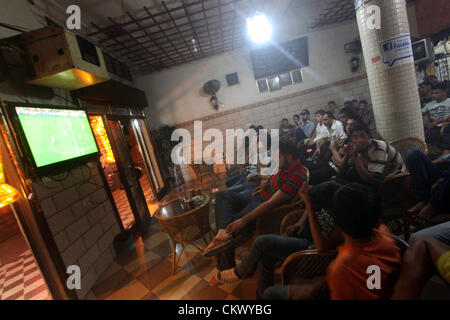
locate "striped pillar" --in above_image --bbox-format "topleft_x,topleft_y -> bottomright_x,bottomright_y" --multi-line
354,0 -> 424,141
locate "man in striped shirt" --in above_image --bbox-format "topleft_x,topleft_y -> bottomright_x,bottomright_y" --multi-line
203,141 -> 307,260
339,124 -> 405,185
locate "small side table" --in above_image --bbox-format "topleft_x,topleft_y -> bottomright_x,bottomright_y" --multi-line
154,194 -> 211,274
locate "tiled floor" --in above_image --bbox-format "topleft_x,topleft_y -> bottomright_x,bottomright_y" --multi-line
0,249 -> 51,300
86,173 -> 262,300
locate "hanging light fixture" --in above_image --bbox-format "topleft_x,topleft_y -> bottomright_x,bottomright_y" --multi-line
192,38 -> 198,53
247,12 -> 272,44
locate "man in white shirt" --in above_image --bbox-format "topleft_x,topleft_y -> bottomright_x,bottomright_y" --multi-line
422,82 -> 450,152
312,109 -> 328,143
322,111 -> 347,141
422,83 -> 450,126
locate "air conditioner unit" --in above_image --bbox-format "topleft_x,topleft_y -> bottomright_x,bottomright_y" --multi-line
412,38 -> 435,64
20,26 -> 109,91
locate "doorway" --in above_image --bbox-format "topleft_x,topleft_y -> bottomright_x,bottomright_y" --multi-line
89,115 -> 136,231
88,115 -> 165,234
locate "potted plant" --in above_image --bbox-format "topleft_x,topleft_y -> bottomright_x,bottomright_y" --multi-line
155,125 -> 179,187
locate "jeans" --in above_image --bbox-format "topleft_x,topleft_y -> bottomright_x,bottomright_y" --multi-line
425,126 -> 442,146
309,164 -> 336,185
226,173 -> 247,188
214,182 -> 259,229
405,149 -> 443,202
263,285 -> 289,300
409,221 -> 450,246
234,234 -> 310,298
429,175 -> 450,212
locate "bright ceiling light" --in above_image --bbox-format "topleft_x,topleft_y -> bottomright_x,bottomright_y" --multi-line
247,13 -> 272,44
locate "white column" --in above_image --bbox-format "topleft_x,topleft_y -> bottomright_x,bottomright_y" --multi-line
355,0 -> 424,141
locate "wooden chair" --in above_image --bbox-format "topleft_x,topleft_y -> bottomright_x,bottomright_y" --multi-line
280,227 -> 408,287
390,137 -> 428,160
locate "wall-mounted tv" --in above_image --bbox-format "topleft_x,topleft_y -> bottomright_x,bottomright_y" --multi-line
250,37 -> 309,79
12,105 -> 99,171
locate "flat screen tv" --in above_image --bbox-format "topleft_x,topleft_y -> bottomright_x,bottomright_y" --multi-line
13,105 -> 99,171
250,37 -> 309,79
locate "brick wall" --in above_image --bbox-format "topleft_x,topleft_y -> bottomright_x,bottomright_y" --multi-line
31,161 -> 120,299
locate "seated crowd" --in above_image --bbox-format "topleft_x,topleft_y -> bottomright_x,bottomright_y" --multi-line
200,82 -> 450,300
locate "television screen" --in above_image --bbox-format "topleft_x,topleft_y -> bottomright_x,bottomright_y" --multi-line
250,37 -> 309,79
15,106 -> 98,168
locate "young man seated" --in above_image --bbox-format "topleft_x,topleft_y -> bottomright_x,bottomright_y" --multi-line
299,109 -> 315,139
272,183 -> 402,300
225,138 -> 258,187
328,100 -> 340,119
338,124 -> 405,187
208,181 -> 342,298
405,149 -> 450,226
280,118 -> 294,142
422,82 -> 450,157
322,111 -> 347,141
307,136 -> 346,185
419,80 -> 433,107
309,109 -> 327,146
203,141 -> 307,265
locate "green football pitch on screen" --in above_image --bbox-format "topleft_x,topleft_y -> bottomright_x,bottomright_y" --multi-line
16,107 -> 98,168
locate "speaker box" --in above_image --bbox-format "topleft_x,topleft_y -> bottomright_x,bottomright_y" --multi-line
20,26 -> 109,90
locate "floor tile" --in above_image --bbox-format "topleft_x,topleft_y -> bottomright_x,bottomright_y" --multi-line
143,231 -> 170,250
91,269 -> 134,300
106,280 -> 150,300
137,259 -> 173,291
231,277 -> 258,300
181,279 -> 229,300
123,251 -> 160,278
96,261 -> 123,283
152,270 -> 202,300
150,239 -> 172,257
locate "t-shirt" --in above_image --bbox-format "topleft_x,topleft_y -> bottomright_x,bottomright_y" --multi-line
422,98 -> 450,125
260,160 -> 306,200
326,224 -> 402,300
280,126 -> 294,140
327,120 -> 347,141
300,120 -> 315,138
351,139 -> 405,179
314,123 -> 329,142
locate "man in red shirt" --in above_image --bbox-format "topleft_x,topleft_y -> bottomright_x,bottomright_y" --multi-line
203,141 -> 307,267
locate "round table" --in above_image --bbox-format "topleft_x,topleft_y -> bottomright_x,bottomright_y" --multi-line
154,194 -> 211,274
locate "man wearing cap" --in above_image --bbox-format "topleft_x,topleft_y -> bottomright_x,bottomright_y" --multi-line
299,109 -> 315,138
